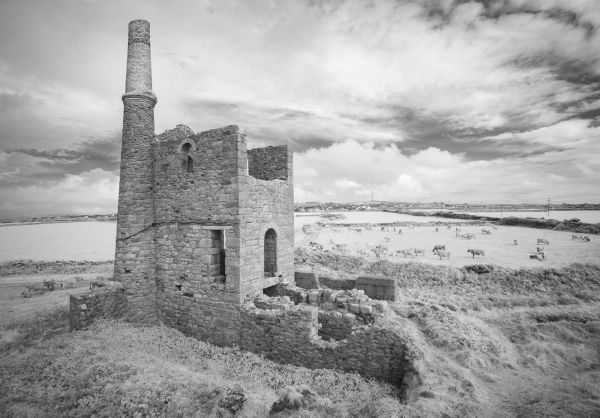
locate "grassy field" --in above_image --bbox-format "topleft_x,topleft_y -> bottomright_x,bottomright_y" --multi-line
1,255 -> 599,417
296,222 -> 600,268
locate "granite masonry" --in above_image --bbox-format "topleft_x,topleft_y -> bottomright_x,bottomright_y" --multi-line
70,19 -> 421,392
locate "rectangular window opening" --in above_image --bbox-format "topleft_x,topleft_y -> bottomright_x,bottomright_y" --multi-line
211,230 -> 227,281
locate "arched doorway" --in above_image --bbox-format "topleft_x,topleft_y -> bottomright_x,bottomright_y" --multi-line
264,228 -> 277,276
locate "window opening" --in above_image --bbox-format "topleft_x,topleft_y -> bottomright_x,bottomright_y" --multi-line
187,156 -> 193,173
211,230 -> 226,280
264,228 -> 277,276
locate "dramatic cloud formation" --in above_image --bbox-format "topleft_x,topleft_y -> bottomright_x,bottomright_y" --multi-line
0,0 -> 599,217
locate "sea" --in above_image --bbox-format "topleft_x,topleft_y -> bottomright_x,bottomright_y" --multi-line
1,210 -> 599,262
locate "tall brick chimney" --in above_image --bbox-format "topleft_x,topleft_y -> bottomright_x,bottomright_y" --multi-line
114,20 -> 157,323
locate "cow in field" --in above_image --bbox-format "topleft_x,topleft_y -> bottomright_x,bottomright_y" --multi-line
308,241 -> 323,251
437,250 -> 451,260
572,234 -> 591,242
396,248 -> 415,258
467,249 -> 485,258
384,237 -> 391,243
43,279 -> 56,291
432,244 -> 446,254
90,280 -> 125,291
413,248 -> 425,256
458,233 -> 475,240
21,284 -> 45,298
309,241 -> 323,251
530,253 -> 545,261
537,238 -> 549,245
481,229 -> 491,235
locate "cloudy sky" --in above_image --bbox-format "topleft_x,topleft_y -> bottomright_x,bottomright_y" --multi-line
1,0 -> 599,218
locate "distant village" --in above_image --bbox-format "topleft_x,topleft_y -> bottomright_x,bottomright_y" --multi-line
296,201 -> 600,213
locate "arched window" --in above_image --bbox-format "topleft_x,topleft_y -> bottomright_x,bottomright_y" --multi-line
264,228 -> 277,276
180,142 -> 194,174
187,156 -> 193,173
181,142 -> 192,153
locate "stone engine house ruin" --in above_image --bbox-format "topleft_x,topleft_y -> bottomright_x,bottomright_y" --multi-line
114,19 -> 294,344
70,20 -> 422,393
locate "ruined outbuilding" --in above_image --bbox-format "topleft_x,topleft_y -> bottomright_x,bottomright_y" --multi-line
70,20 -> 422,393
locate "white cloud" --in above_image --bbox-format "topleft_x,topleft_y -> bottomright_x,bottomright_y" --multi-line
0,169 -> 118,217
334,179 -> 361,189
294,138 -> 600,203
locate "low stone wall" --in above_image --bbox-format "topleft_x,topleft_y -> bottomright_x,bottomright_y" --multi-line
69,289 -> 127,330
318,276 -> 356,290
293,271 -> 396,301
294,271 -> 319,289
239,295 -> 422,389
158,293 -> 241,347
356,276 -> 398,301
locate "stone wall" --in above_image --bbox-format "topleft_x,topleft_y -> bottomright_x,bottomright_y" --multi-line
238,144 -> 294,297
294,272 -> 397,301
294,271 -> 319,289
69,290 -> 127,330
247,145 -> 289,181
239,294 -> 421,389
157,293 -> 241,346
356,276 -> 398,301
153,125 -> 243,224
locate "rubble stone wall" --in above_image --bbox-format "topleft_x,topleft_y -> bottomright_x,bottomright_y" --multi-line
239,298 -> 419,388
356,276 -> 398,301
247,145 -> 289,181
69,290 -> 127,330
158,293 -> 241,346
238,145 -> 294,297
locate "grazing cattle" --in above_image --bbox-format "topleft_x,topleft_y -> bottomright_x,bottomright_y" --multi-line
413,248 -> 425,256
384,237 -> 391,243
432,244 -> 446,254
481,229 -> 491,235
43,279 -> 56,291
90,280 -> 124,291
437,250 -> 451,260
372,246 -> 387,259
435,227 -> 439,232
530,253 -> 545,261
513,239 -> 518,246
334,244 -> 348,254
537,238 -> 550,245
309,242 -> 323,251
398,229 -> 403,234
396,248 -> 415,258
467,249 -> 485,258
572,234 -> 591,242
492,226 -> 498,230
21,284 -> 45,298
458,233 -> 475,240
355,228 -> 362,233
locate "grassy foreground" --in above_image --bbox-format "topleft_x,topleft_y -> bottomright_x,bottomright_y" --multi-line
0,321 -> 412,417
1,253 -> 600,417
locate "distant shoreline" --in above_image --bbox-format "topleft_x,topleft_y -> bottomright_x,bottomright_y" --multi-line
0,219 -> 116,227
